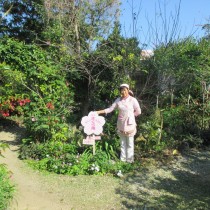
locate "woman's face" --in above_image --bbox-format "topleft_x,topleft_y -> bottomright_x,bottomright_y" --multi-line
120,87 -> 129,98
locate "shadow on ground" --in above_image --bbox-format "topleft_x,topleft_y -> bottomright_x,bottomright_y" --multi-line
0,118 -> 26,147
116,149 -> 210,210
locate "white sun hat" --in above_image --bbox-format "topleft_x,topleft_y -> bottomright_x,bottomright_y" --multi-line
120,83 -> 129,89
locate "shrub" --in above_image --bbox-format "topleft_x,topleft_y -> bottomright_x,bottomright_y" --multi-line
19,140 -> 137,176
0,38 -> 75,143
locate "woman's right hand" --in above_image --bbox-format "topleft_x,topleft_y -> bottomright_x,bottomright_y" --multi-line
96,110 -> 104,115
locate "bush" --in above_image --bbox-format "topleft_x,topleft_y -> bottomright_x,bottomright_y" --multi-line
0,38 -> 75,143
163,104 -> 207,149
19,140 -> 78,160
19,139 -> 137,176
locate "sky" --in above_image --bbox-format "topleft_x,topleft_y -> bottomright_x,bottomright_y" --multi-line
119,0 -> 210,49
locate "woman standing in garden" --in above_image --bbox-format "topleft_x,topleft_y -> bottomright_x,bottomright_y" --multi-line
96,84 -> 141,163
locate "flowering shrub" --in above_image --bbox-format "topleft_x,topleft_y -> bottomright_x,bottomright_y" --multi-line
0,38 -> 75,143
0,96 -> 31,118
23,98 -> 72,142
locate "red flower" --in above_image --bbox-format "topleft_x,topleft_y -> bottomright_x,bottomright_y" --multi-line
46,102 -> 54,110
18,99 -> 25,106
25,98 -> 31,103
17,98 -> 31,106
2,111 -> 10,117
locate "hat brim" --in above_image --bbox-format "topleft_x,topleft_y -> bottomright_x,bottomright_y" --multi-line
120,83 -> 129,89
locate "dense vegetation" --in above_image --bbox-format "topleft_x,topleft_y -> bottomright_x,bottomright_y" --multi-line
0,0 -> 209,179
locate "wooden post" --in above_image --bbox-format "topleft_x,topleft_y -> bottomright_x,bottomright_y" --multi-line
93,135 -> 96,155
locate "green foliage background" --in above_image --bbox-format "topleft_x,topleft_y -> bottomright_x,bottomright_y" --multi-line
0,0 -> 209,178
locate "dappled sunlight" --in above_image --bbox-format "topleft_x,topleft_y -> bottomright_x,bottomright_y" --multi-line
116,149 -> 210,209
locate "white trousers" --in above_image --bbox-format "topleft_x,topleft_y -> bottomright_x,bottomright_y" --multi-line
120,135 -> 134,163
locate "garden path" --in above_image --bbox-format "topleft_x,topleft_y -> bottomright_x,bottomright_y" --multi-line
0,127 -> 72,210
0,126 -> 122,210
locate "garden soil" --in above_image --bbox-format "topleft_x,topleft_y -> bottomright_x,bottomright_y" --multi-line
0,124 -> 210,210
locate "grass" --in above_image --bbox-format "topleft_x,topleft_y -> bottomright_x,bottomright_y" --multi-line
18,148 -> 210,210
0,164 -> 15,210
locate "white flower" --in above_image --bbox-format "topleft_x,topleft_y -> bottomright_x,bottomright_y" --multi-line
90,164 -> 100,172
117,170 -> 123,177
31,117 -> 37,122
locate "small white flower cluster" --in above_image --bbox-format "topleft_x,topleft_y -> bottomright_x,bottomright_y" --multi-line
117,170 -> 123,177
90,164 -> 100,172
61,162 -> 72,166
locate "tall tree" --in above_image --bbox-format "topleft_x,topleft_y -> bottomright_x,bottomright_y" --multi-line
202,23 -> 210,40
43,0 -> 120,53
43,0 -> 120,115
87,22 -> 142,110
0,0 -> 45,42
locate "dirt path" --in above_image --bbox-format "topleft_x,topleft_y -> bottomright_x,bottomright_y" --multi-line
0,129 -> 69,210
0,126 -> 122,210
